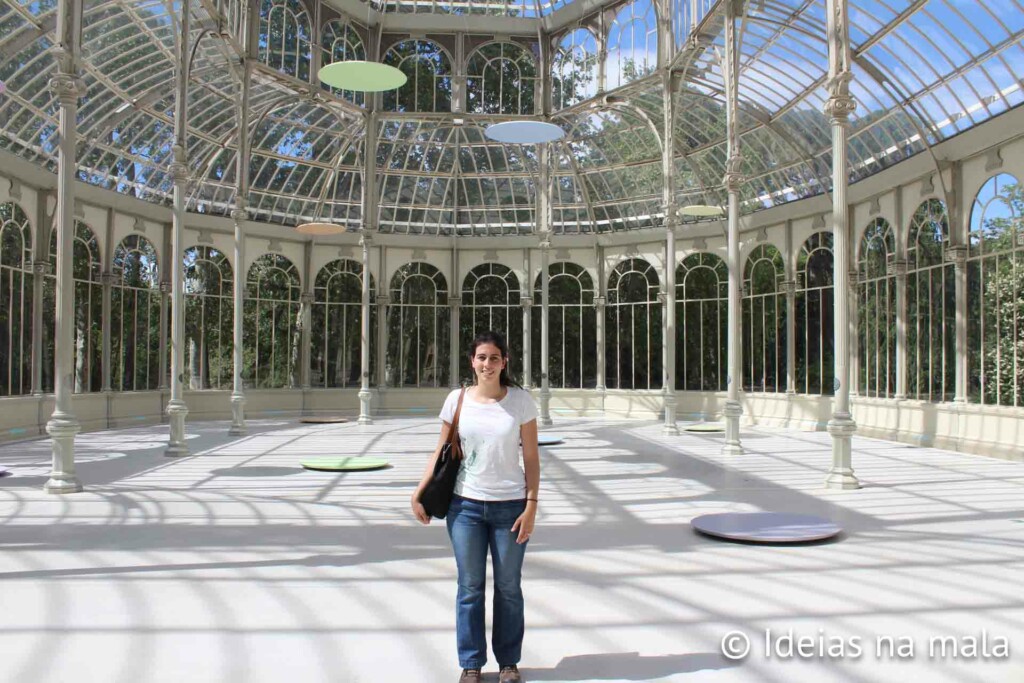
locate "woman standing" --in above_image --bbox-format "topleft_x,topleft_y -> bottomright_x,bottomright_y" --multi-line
411,331 -> 540,683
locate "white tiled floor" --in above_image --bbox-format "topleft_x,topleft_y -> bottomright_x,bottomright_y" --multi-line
1,418 -> 1023,682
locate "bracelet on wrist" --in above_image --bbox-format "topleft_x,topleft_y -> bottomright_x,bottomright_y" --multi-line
526,498 -> 538,502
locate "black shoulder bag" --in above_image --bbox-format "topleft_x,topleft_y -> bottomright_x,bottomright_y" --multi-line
420,388 -> 466,519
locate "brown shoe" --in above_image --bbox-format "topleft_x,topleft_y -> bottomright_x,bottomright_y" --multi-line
498,665 -> 522,683
459,668 -> 482,683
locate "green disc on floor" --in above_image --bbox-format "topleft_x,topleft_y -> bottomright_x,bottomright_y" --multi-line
684,422 -> 725,432
300,457 -> 389,471
299,416 -> 349,424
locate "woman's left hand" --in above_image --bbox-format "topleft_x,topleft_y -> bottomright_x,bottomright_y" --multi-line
511,505 -> 536,544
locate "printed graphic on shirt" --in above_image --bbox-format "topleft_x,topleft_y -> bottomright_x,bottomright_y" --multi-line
460,434 -> 484,475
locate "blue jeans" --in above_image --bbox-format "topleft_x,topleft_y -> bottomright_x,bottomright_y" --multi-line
446,494 -> 528,669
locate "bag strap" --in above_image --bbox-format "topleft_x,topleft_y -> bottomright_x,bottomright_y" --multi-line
449,388 -> 466,447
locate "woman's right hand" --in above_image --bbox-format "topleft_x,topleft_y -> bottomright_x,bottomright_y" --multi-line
411,495 -> 430,525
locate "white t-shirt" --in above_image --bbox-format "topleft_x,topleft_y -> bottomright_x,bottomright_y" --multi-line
439,386 -> 539,501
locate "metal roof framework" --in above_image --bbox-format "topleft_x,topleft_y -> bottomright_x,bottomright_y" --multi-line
1,0 -> 1022,235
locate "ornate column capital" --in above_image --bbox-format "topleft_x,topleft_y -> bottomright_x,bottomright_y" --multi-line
886,259 -> 908,277
448,296 -> 462,308
170,144 -> 189,185
945,245 -> 967,267
32,260 -> 53,276
159,281 -> 172,294
100,271 -> 117,287
230,207 -> 248,223
520,296 -> 533,309
722,154 -> 745,193
299,292 -> 314,306
375,293 -> 390,307
780,279 -> 796,295
824,73 -> 857,122
48,73 -> 84,107
593,295 -> 606,309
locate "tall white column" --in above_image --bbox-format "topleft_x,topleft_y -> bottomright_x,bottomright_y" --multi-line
299,242 -> 313,392
521,248 -> 532,389
158,225 -> 171,391
30,193 -> 49,397
949,162 -> 968,404
595,244 -> 606,394
229,55 -> 251,435
537,142 -> 552,426
784,220 -> 796,395
894,189 -> 908,399
31,260 -> 48,396
376,245 -> 388,389
100,270 -> 113,393
358,235 -> 373,424
848,253 -> 859,399
538,239 -> 552,426
44,0 -> 84,492
101,208 -> 114,397
165,4 -> 191,457
824,0 -> 860,489
661,69 -> 679,435
229,207 -> 247,435
449,245 -> 460,388
784,278 -> 797,394
662,228 -> 679,434
449,295 -> 460,387
365,110 -> 385,395
166,153 -> 190,456
893,260 -> 908,400
376,290 -> 389,389
721,3 -> 744,455
951,246 -> 968,403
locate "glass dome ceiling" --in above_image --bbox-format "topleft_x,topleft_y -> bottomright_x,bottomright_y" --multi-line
1,0 -> 1022,235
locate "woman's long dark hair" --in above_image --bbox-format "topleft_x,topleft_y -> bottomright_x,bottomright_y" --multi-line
468,330 -> 522,388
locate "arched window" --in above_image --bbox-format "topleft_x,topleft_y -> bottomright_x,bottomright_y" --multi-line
857,218 -> 896,398
908,200 -> 955,402
111,235 -> 160,391
676,252 -> 726,391
0,202 -> 33,396
184,246 -> 233,389
460,263 -> 523,384
796,232 -> 834,396
387,262 -> 449,387
552,29 -> 598,111
968,173 -> 1023,406
743,244 -> 785,393
320,19 -> 365,106
246,253 -> 301,389
606,258 -> 661,390
466,42 -> 538,115
44,221 -> 102,393
382,40 -> 452,113
259,0 -> 312,81
311,259 -> 376,388
532,262 -> 596,388
607,0 -> 658,90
